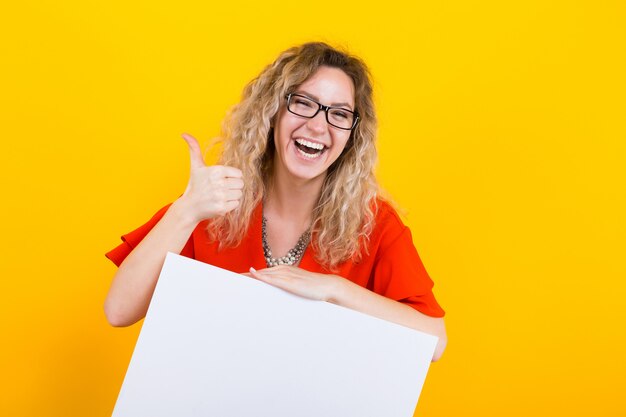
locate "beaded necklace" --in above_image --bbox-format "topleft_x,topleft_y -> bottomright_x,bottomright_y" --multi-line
261,216 -> 310,267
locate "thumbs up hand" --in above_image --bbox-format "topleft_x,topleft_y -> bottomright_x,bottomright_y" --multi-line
177,133 -> 244,224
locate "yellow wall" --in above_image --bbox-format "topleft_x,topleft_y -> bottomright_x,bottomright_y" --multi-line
1,1 -> 624,416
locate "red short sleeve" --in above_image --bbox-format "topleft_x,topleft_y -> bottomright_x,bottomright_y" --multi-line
371,223 -> 445,318
105,204 -> 195,267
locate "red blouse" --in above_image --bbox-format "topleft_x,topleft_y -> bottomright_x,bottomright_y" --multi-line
106,200 -> 445,317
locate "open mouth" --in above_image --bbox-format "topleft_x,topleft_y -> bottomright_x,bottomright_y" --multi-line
294,138 -> 326,159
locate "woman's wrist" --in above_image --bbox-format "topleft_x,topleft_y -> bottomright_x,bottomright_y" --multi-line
325,274 -> 350,305
169,198 -> 202,230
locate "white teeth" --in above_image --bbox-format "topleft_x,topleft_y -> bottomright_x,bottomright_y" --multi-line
296,147 -> 321,159
295,138 -> 325,150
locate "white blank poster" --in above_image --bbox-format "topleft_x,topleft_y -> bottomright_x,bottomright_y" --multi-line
112,252 -> 438,417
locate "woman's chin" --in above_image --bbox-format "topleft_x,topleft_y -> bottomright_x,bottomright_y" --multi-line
282,160 -> 328,183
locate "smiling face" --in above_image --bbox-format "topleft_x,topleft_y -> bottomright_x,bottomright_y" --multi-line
272,66 -> 355,184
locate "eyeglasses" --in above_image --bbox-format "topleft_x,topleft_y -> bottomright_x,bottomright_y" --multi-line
285,93 -> 359,131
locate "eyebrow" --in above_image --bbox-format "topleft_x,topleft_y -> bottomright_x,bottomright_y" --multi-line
294,90 -> 354,110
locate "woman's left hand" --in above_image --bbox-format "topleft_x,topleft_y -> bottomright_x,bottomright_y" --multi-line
246,266 -> 344,302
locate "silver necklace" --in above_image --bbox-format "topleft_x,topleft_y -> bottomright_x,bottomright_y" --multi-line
262,216 -> 310,267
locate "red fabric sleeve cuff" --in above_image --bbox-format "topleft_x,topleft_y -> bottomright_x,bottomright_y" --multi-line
400,295 -> 446,318
104,203 -> 176,267
105,240 -> 133,267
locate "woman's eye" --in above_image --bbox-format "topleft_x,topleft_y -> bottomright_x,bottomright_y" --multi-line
331,110 -> 349,119
295,98 -> 313,107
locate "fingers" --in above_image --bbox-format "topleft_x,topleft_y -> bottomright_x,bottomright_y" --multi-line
179,133 -> 244,221
249,267 -> 317,299
222,199 -> 240,213
181,133 -> 206,170
219,165 -> 243,178
249,267 -> 282,286
250,267 -> 291,283
223,188 -> 243,202
250,266 -> 274,277
223,177 -> 244,190
227,176 -> 244,188
248,267 -> 266,281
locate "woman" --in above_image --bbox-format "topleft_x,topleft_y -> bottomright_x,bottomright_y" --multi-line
105,42 -> 447,361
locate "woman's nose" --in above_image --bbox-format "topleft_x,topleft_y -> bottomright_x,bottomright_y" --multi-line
305,110 -> 328,133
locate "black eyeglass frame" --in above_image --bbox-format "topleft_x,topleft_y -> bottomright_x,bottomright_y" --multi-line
285,93 -> 359,131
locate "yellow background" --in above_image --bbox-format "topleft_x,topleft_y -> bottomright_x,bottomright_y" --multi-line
1,1 -> 624,416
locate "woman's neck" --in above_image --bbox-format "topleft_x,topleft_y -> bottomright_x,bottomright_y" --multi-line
264,166 -> 326,228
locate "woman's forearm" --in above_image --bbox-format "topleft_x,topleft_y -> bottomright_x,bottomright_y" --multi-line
104,200 -> 198,327
329,277 -> 447,361
247,266 -> 448,362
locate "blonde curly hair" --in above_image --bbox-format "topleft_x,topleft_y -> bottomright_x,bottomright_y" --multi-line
209,42 -> 379,270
